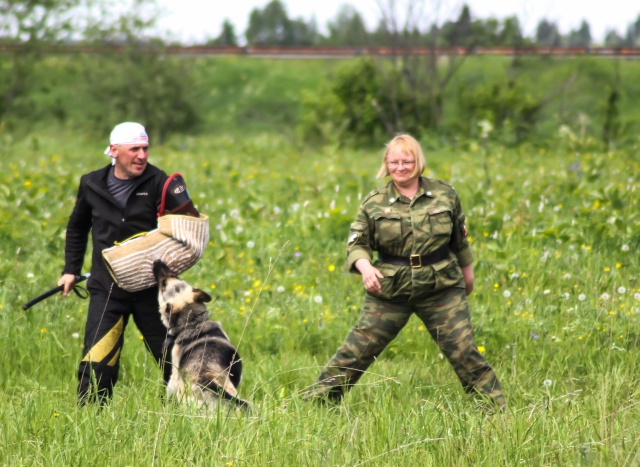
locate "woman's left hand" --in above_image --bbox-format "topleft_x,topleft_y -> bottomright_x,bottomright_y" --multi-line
461,264 -> 474,296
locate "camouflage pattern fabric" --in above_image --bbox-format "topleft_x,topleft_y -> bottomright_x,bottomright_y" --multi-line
305,178 -> 506,407
346,177 -> 473,301
305,290 -> 505,407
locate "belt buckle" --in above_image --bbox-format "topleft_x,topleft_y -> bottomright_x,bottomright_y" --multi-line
409,254 -> 422,268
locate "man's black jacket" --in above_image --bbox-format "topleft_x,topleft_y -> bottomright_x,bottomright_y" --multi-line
63,163 -> 168,298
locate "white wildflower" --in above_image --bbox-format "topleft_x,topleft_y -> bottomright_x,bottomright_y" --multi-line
578,294 -> 586,301
314,295 -> 323,304
27,273 -> 34,278
543,290 -> 551,295
617,286 -> 626,294
503,290 -> 511,298
600,293 -> 611,301
478,120 -> 493,138
563,273 -> 571,279
621,244 -> 629,252
246,241 -> 255,248
543,379 -> 553,387
276,286 -> 285,293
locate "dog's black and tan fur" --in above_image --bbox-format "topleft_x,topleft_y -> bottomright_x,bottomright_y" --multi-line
153,260 -> 249,410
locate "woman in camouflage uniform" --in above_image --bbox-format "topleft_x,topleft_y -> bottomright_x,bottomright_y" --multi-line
305,134 -> 506,408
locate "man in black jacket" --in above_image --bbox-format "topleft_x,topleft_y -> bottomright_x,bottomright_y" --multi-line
58,122 -> 171,404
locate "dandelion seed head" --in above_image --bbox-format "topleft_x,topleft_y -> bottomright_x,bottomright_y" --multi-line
314,295 -> 323,304
621,244 -> 629,252
543,379 -> 553,387
617,286 -> 626,294
277,286 -> 285,293
246,241 -> 255,248
503,290 -> 511,298
578,294 -> 586,301
600,293 -> 611,301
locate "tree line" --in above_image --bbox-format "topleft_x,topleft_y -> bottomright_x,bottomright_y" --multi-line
0,0 -> 637,149
212,1 -> 640,49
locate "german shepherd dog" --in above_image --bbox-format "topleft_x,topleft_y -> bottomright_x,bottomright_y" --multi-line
153,260 -> 249,410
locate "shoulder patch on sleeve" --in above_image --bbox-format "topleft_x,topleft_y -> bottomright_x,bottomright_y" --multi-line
347,231 -> 360,248
348,221 -> 367,248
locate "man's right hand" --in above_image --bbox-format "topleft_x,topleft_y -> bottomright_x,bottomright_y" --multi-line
57,274 -> 77,296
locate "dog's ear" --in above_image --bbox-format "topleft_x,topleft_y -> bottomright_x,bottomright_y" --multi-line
193,289 -> 212,303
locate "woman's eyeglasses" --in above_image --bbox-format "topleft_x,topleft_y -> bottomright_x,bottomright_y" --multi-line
387,160 -> 415,168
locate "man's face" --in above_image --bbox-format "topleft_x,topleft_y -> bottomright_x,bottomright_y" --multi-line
112,143 -> 149,180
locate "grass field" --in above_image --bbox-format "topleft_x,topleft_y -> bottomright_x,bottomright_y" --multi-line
1,127 -> 639,465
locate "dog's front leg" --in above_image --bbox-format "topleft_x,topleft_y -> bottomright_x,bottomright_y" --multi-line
166,345 -> 185,399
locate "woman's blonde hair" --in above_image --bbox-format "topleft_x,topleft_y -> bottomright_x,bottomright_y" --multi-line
376,134 -> 426,179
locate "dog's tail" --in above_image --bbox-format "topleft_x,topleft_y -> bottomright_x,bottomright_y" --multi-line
197,377 -> 251,411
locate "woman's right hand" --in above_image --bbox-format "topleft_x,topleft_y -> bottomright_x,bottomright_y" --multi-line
355,259 -> 385,293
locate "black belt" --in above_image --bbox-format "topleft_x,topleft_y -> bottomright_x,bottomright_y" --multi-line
378,245 -> 451,268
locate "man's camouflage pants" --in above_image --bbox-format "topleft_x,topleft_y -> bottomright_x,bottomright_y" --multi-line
306,287 -> 506,407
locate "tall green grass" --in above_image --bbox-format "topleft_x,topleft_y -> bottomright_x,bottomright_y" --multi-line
0,129 -> 639,465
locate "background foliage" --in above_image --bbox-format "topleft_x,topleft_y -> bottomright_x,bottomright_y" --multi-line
1,1 -> 640,464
